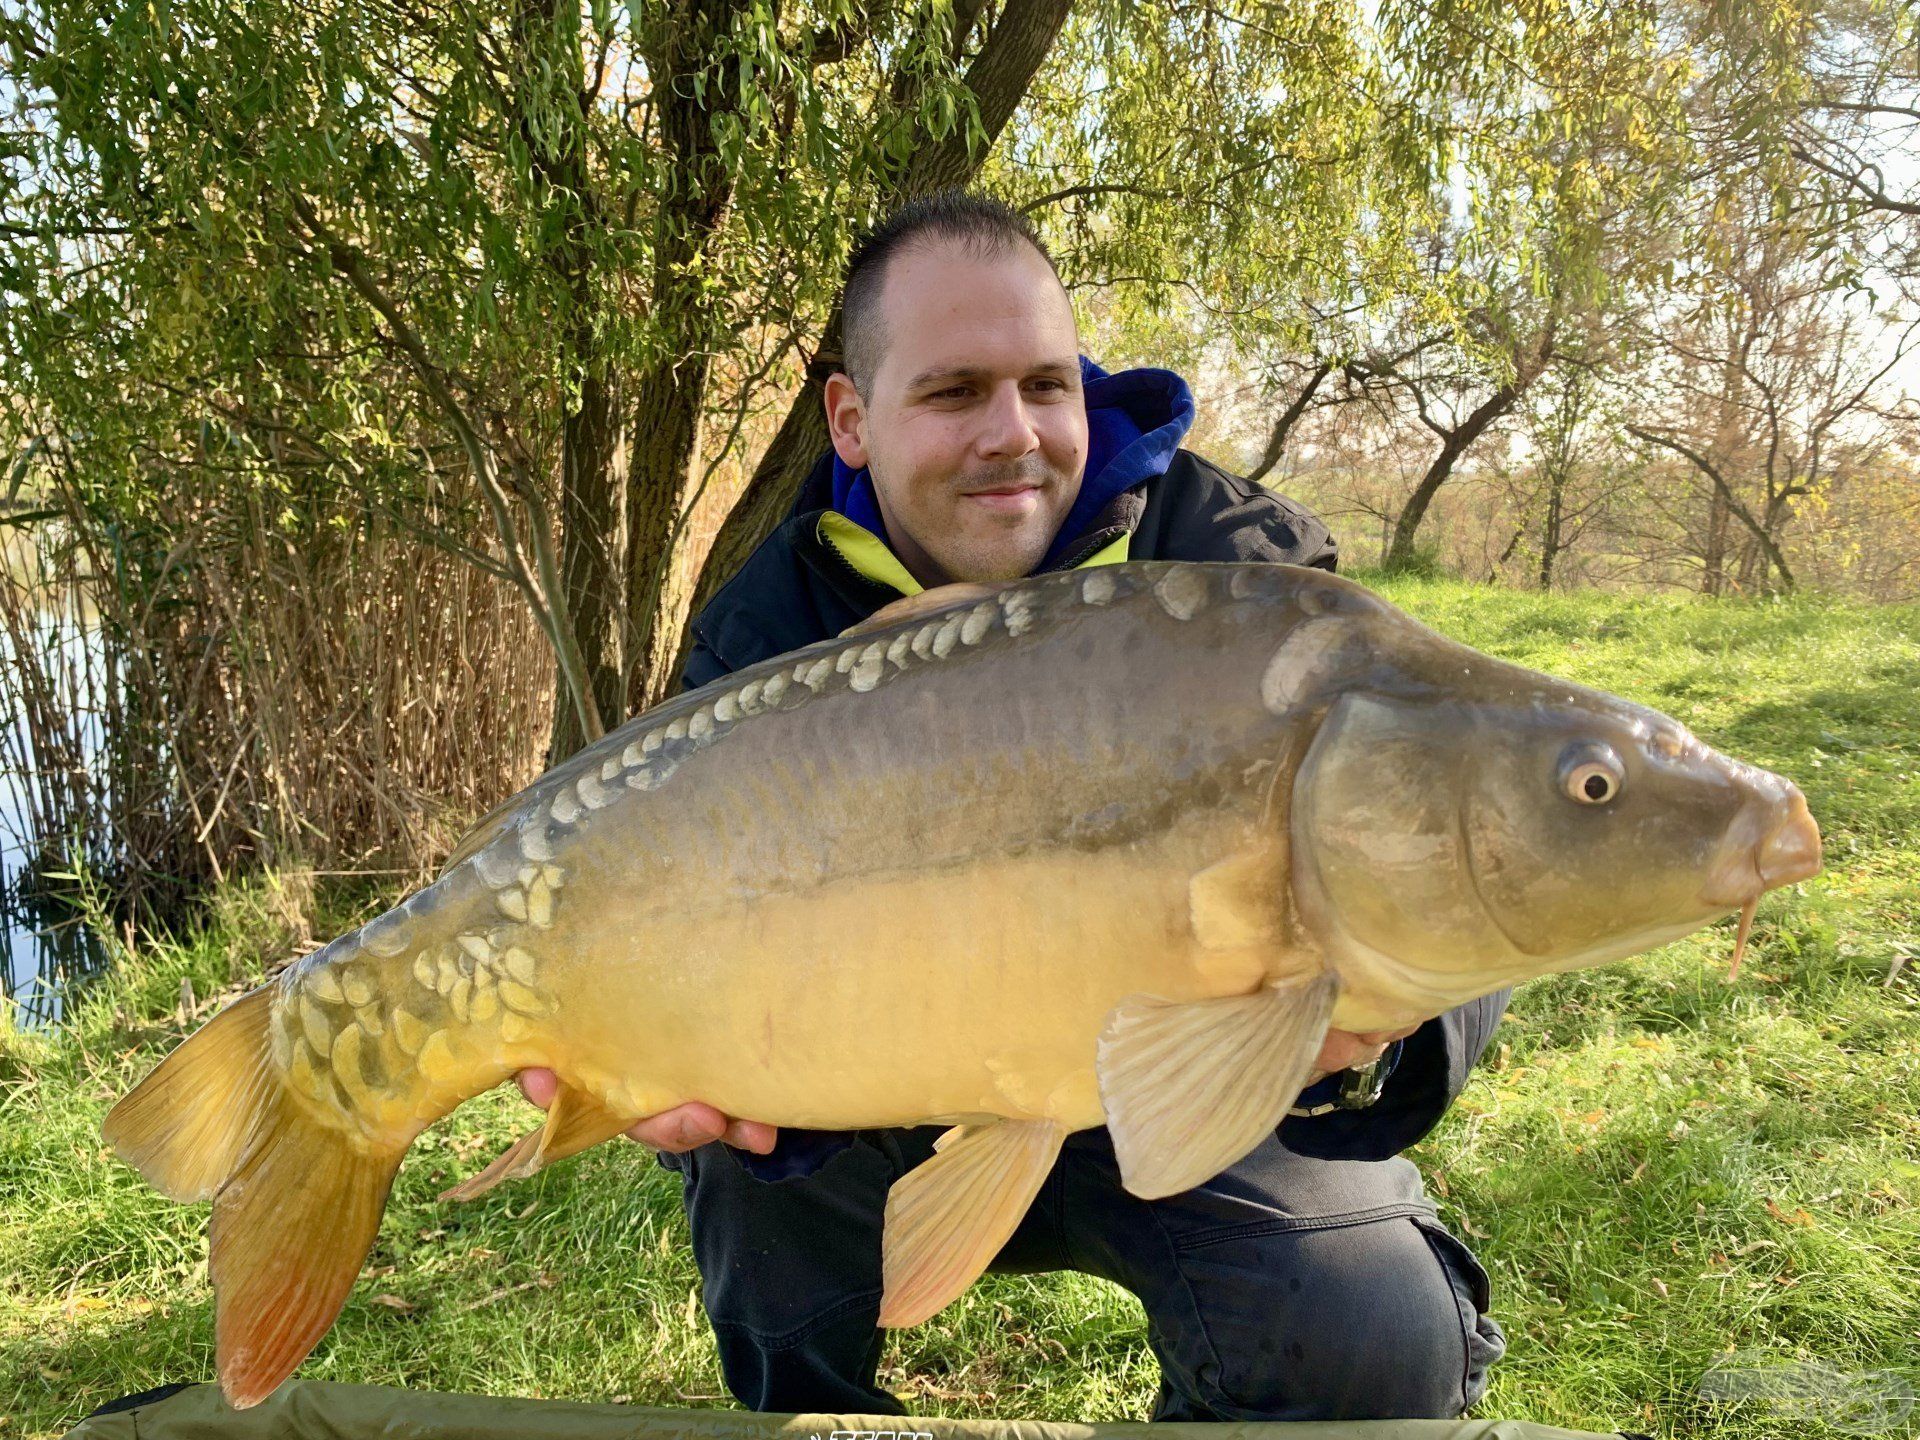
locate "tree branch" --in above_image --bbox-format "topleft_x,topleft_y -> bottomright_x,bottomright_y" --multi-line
286,193 -> 605,741
1625,424 -> 1795,590
1789,140 -> 1920,217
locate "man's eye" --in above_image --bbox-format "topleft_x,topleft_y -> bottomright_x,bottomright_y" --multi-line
928,387 -> 970,400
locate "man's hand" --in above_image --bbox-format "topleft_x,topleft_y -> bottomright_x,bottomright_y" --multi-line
1306,1024 -> 1421,1086
514,1068 -> 777,1155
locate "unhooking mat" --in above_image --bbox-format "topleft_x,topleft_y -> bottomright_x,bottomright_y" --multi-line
64,1381 -> 1655,1439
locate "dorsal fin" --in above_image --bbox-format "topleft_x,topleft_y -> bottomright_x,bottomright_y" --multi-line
436,699 -> 694,877
837,580 -> 1020,639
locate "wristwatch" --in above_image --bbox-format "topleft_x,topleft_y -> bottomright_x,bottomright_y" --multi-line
1285,1040 -> 1402,1118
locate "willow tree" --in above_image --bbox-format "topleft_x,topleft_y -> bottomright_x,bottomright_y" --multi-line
4,0 -> 1066,763
3,0 -> 1835,773
1012,0 -> 1846,571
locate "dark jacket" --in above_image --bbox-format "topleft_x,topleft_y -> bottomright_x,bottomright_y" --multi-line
677,357 -> 1508,1179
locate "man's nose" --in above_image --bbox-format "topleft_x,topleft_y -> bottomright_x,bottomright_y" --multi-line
974,381 -> 1042,460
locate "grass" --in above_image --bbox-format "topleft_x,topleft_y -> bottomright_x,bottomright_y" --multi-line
3,577 -> 1917,1439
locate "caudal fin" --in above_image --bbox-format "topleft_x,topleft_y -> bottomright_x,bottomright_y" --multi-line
103,985 -> 406,1408
103,986 -> 280,1202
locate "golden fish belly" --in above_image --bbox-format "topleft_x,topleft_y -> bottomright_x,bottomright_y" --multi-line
541,813 -> 1286,1133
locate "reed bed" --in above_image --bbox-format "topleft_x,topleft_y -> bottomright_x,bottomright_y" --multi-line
0,456 -> 556,969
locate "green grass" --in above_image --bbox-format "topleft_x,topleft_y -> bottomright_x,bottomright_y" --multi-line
4,578 -> 1917,1439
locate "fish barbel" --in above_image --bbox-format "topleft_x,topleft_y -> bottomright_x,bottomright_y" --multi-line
103,561 -> 1821,1406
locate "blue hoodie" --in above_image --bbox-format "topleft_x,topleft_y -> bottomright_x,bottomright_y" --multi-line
827,355 -> 1198,569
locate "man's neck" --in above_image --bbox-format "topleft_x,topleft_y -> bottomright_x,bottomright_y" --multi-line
883,519 -> 958,590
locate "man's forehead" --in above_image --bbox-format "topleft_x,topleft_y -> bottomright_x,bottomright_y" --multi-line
879,240 -> 1075,336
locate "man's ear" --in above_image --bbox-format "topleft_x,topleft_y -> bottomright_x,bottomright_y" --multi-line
823,372 -> 870,470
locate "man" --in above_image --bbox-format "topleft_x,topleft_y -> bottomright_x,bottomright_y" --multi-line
518,191 -> 1509,1422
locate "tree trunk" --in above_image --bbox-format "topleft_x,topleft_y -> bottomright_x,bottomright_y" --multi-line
1386,381 -> 1526,569
621,0 -> 755,716
627,347 -> 716,709
508,0 -> 631,761
549,368 -> 629,759
1702,485 -> 1729,596
677,0 -> 1074,676
1539,462 -> 1565,590
1385,326 -> 1553,571
1246,363 -> 1331,485
684,366 -> 837,625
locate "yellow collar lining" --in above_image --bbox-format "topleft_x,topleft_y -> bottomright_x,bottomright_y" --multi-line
817,511 -> 1132,598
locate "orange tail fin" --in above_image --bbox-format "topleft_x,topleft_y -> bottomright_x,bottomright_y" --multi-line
103,986 -> 406,1408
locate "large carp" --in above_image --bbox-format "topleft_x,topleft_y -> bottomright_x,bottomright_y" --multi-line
105,561 -> 1820,1408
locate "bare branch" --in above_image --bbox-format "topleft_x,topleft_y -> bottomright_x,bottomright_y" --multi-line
286,193 -> 605,741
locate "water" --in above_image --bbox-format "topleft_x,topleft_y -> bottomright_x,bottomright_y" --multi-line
0,867 -> 109,1027
1,615 -> 114,1027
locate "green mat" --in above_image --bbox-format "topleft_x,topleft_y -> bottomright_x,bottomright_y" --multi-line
64,1381 -> 1650,1439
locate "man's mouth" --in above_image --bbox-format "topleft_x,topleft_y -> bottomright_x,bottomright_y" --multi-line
961,482 -> 1042,515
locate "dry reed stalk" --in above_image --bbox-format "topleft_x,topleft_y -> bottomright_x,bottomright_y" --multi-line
1,444 -> 554,944
0,517 -> 115,880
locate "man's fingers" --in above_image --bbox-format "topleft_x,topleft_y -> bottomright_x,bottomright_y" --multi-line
515,1080 -> 776,1157
1314,1021 -> 1421,1077
621,1106 -> 779,1155
723,1120 -> 779,1155
1312,1032 -> 1361,1073
515,1068 -> 558,1109
626,1102 -> 729,1153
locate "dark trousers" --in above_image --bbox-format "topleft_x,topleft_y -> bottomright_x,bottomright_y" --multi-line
659,1125 -> 1506,1421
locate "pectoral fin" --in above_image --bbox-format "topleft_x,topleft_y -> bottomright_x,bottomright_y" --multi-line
1188,848 -> 1288,950
1098,971 -> 1339,1201
440,1082 -> 634,1202
878,1117 -> 1066,1328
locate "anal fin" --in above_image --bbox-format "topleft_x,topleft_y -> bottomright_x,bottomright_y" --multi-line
878,1117 -> 1066,1328
1098,971 -> 1338,1201
440,1083 -> 634,1202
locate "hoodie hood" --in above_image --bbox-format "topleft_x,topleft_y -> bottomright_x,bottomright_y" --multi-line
802,355 -> 1197,570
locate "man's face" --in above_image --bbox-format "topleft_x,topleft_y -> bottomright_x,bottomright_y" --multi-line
824,239 -> 1089,586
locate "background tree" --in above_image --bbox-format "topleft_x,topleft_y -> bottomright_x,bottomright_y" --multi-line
1624,190 -> 1918,595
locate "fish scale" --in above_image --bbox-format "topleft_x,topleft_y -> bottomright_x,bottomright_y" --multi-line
102,559 -> 1821,1407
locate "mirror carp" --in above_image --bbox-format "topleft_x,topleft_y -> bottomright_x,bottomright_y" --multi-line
104,561 -> 1821,1407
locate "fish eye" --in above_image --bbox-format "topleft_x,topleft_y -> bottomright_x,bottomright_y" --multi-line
1559,744 -> 1624,805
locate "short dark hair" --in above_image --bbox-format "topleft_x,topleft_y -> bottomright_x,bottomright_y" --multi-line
837,189 -> 1063,395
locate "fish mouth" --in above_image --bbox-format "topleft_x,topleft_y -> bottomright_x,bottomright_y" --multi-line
1699,787 -> 1821,981
1699,788 -> 1823,910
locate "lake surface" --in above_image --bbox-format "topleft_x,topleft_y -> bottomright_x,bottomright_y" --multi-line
1,615 -> 113,1026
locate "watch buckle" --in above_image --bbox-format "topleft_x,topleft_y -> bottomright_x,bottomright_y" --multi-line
1335,1055 -> 1389,1110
